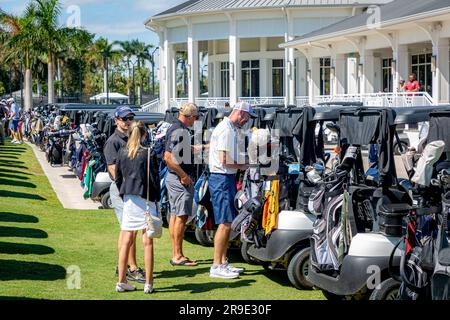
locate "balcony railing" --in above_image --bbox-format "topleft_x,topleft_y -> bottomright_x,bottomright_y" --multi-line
314,92 -> 435,107
141,98 -> 165,113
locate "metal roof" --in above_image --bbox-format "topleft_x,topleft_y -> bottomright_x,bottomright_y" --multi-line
153,0 -> 393,18
283,0 -> 450,45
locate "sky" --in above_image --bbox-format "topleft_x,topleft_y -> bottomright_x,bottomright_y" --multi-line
0,0 -> 186,46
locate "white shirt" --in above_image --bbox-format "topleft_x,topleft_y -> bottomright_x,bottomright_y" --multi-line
208,117 -> 240,174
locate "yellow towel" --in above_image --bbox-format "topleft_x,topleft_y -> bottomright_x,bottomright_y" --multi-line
263,180 -> 279,235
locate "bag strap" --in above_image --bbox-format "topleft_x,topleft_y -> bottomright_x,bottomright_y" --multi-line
147,148 -> 150,203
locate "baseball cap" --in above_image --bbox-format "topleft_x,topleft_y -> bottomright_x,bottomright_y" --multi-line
114,106 -> 135,118
179,102 -> 199,117
233,101 -> 257,117
6,97 -> 14,103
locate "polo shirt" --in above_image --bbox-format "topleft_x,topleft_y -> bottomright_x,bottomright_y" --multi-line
104,129 -> 128,167
405,80 -> 420,92
164,119 -> 194,176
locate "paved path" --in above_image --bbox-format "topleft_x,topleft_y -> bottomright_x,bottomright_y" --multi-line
28,141 -> 100,210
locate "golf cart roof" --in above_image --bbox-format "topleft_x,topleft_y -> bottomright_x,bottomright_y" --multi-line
392,105 -> 450,124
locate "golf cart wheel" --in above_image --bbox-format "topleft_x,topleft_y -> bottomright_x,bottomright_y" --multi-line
369,278 -> 401,300
240,241 -> 259,265
394,141 -> 408,155
195,227 -> 215,247
287,248 -> 314,290
100,192 -> 112,209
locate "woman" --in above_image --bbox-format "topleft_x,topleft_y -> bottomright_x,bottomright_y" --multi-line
115,121 -> 159,294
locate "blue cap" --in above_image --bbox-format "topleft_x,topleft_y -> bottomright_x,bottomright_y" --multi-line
114,106 -> 135,118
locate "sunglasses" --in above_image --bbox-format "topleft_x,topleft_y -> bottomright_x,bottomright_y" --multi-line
119,116 -> 134,122
189,115 -> 200,120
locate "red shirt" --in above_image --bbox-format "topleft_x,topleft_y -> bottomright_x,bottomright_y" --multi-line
405,80 -> 420,92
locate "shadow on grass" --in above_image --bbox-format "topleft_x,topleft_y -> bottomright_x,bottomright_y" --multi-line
0,173 -> 30,180
154,266 -> 211,279
0,155 -> 19,159
0,259 -> 66,281
155,279 -> 257,294
0,226 -> 48,239
0,241 -> 55,255
0,296 -> 43,300
0,168 -> 31,176
0,163 -> 28,170
0,178 -> 36,188
0,159 -> 25,165
0,212 -> 38,223
0,190 -> 46,201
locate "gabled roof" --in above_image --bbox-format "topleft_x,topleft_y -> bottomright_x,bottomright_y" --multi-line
152,0 -> 393,18
282,0 -> 450,46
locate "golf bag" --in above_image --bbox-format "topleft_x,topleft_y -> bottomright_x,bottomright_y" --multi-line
431,192 -> 450,300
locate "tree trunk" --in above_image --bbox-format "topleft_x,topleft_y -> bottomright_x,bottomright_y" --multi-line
57,59 -> 62,98
24,69 -> 32,111
48,52 -> 55,104
37,80 -> 41,97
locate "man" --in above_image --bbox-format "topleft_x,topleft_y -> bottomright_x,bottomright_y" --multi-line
8,98 -> 22,144
0,99 -> 8,145
104,106 -> 145,283
405,73 -> 420,92
208,101 -> 255,279
164,103 -> 199,266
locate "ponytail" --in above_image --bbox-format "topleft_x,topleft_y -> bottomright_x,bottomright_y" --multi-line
127,121 -> 147,159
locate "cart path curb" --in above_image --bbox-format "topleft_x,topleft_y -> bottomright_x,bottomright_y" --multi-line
27,141 -> 100,210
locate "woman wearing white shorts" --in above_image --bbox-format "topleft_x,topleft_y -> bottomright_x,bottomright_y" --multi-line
115,121 -> 160,294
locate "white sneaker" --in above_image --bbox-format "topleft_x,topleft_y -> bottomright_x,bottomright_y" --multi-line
115,282 -> 136,292
144,283 -> 154,294
209,264 -> 239,279
224,262 -> 245,274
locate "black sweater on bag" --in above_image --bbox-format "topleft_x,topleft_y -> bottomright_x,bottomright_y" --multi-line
115,147 -> 159,202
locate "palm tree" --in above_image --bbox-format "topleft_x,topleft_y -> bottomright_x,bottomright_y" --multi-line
130,39 -> 154,105
116,40 -> 134,103
87,37 -> 116,103
0,5 -> 41,110
30,0 -> 69,104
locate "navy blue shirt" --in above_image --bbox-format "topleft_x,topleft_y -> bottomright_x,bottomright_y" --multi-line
164,119 -> 194,176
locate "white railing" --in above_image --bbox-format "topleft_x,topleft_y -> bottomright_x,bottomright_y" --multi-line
296,96 -> 309,106
140,98 -> 166,113
239,97 -> 286,106
195,97 -> 230,108
314,92 -> 435,107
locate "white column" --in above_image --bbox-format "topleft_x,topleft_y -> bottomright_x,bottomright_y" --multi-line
260,38 -> 268,97
393,45 -> 409,92
229,17 -> 240,106
309,58 -> 320,105
171,47 -> 177,100
162,28 -> 172,110
433,38 -> 450,104
187,22 -> 199,104
158,31 -> 165,106
347,57 -> 358,94
332,54 -> 346,95
285,11 -> 295,106
360,50 -> 375,94
297,54 -> 307,97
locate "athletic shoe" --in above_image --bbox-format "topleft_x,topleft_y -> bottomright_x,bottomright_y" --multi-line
127,267 -> 146,283
209,264 -> 239,279
115,282 -> 136,293
224,261 -> 245,274
144,283 -> 154,294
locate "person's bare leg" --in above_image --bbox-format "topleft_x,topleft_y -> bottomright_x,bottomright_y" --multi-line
128,231 -> 138,271
173,215 -> 188,261
169,214 -> 176,259
118,231 -> 133,283
213,223 -> 231,266
142,232 -> 154,284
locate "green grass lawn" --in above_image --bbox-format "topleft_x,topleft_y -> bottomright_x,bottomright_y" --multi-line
0,140 -> 324,300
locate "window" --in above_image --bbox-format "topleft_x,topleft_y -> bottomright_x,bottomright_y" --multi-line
411,53 -> 432,94
320,58 -> 331,96
241,60 -> 260,97
272,59 -> 284,97
382,58 -> 393,93
220,62 -> 229,97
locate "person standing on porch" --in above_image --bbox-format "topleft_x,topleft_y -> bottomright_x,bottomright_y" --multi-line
208,101 -> 255,279
405,73 -> 420,92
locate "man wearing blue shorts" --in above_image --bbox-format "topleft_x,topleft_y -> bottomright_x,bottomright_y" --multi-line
208,101 -> 255,279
